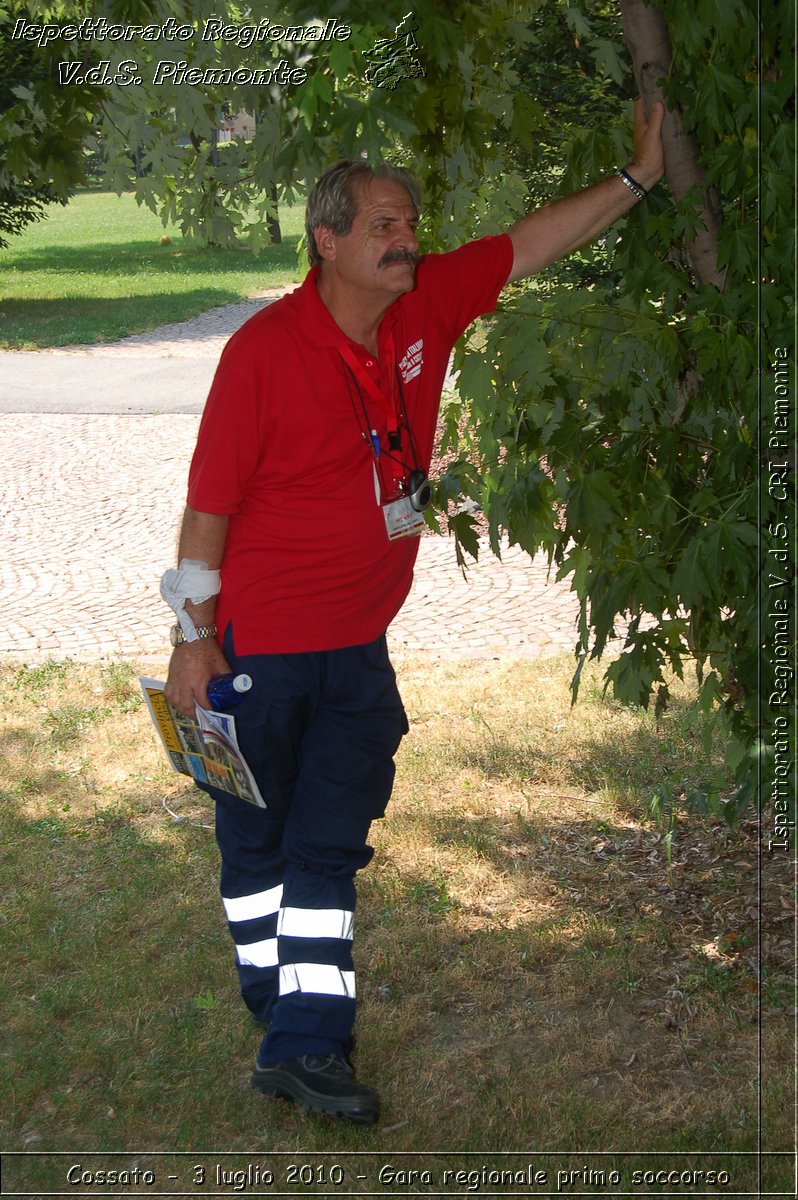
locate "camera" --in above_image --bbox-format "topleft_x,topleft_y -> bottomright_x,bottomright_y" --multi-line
407,469 -> 432,513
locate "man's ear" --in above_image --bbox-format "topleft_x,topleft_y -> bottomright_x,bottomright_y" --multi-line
314,225 -> 337,263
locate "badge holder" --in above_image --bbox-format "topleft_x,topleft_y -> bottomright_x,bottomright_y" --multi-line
383,495 -> 427,541
382,469 -> 431,541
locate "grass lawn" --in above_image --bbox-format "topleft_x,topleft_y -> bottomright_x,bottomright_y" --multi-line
0,189 -> 305,350
0,655 -> 792,1195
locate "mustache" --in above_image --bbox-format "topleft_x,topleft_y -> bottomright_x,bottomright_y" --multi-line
378,248 -> 420,268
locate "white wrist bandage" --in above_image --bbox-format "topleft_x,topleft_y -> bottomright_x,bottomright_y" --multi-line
160,559 -> 221,642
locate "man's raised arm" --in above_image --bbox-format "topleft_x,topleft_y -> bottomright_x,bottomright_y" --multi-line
164,506 -> 230,717
507,99 -> 665,282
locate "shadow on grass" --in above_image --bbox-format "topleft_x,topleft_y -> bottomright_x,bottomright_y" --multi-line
454,685 -> 718,821
3,237 -> 300,278
0,688 -> 790,1186
355,805 -> 784,1160
0,290 -> 271,349
0,788 -> 773,1171
1,235 -> 302,347
0,792 -> 235,1151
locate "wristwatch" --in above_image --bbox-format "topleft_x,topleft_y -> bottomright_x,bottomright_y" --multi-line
170,623 -> 218,647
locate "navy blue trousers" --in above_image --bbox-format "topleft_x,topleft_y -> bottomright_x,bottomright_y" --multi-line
199,629 -> 407,1065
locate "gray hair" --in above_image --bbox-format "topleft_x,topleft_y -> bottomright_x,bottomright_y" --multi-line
305,160 -> 422,267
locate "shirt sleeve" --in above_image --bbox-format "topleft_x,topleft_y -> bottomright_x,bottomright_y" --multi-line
418,233 -> 514,345
186,332 -> 267,515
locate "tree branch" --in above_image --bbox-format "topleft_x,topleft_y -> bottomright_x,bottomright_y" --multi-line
619,0 -> 726,290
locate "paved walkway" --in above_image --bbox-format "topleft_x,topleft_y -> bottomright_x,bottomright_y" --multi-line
0,296 -> 584,664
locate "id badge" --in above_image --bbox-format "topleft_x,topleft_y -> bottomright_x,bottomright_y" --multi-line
383,496 -> 426,541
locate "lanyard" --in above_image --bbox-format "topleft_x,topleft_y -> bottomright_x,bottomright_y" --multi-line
339,336 -> 411,499
338,336 -> 399,436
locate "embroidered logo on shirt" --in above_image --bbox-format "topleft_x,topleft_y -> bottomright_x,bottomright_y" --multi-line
398,339 -> 423,383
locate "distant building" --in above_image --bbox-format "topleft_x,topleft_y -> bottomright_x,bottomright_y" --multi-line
218,110 -> 255,142
176,110 -> 255,148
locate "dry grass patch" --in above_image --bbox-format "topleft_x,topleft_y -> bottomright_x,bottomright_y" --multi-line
0,654 -> 792,1194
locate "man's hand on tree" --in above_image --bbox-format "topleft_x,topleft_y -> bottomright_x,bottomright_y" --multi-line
628,97 -> 666,192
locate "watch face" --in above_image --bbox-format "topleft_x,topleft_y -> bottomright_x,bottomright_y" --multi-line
170,625 -> 181,647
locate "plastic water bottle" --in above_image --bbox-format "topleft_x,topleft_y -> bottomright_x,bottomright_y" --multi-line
205,673 -> 252,711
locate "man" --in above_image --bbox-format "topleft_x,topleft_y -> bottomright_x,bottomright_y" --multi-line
163,100 -> 664,1125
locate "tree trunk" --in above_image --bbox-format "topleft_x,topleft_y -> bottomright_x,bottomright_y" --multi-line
619,0 -> 726,290
267,181 -> 282,245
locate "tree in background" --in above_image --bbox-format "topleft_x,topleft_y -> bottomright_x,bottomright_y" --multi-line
0,0 -> 791,820
0,0 -> 102,244
0,0 -> 531,245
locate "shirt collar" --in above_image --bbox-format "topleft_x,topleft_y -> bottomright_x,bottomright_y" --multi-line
295,266 -> 401,351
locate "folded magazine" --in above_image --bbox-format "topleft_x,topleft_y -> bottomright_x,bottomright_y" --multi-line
140,677 -> 265,807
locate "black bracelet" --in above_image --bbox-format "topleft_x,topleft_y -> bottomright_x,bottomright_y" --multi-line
617,168 -> 648,200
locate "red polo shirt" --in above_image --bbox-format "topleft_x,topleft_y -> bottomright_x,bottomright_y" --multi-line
187,233 -> 514,654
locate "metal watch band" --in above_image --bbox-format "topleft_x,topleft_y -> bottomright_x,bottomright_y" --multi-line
170,623 -> 218,647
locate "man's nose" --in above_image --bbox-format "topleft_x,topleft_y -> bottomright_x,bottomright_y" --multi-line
396,220 -> 419,251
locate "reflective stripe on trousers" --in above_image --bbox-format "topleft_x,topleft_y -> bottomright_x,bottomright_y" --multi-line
219,855 -> 361,1061
222,885 -> 356,992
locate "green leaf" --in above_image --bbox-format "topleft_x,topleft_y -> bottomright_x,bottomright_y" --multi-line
591,38 -> 625,85
449,511 -> 480,566
566,471 -> 622,537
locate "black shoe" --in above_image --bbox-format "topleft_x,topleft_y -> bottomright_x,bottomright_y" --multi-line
251,1054 -> 379,1125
